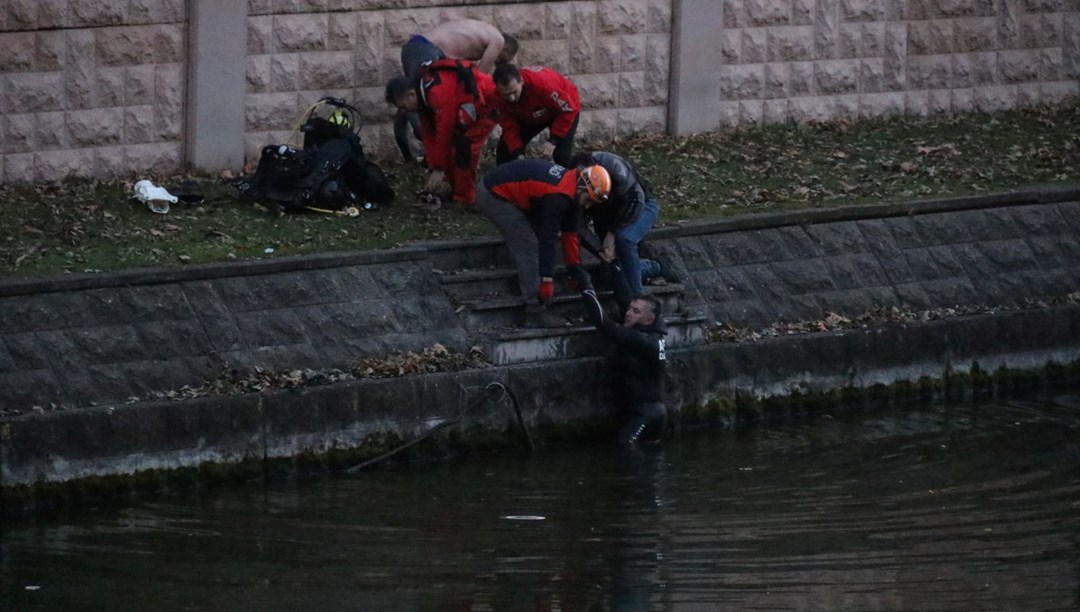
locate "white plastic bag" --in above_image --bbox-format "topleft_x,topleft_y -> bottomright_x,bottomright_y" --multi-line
133,180 -> 178,214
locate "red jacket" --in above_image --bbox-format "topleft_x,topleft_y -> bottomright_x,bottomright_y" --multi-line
416,60 -> 496,171
482,159 -> 583,277
494,66 -> 580,152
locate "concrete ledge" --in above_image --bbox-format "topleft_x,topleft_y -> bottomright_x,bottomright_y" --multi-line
484,315 -> 707,365
0,247 -> 429,298
5,303 -> 1080,495
650,184 -> 1080,240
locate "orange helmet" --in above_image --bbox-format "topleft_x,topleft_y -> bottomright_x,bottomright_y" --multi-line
578,165 -> 611,203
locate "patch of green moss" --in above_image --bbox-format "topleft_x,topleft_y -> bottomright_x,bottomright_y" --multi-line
679,394 -> 739,428
669,363 -> 1080,435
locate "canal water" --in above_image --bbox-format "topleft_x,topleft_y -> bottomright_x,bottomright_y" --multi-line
3,396 -> 1079,611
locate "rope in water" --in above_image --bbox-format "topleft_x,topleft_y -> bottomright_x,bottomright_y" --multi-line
343,381 -> 532,474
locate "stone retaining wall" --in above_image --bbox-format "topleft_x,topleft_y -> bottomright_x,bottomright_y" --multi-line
6,189 -> 1080,493
2,188 -> 1080,411
662,192 -> 1080,329
6,302 -> 1080,490
0,249 -> 467,410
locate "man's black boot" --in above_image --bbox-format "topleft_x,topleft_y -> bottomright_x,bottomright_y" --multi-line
654,254 -> 683,284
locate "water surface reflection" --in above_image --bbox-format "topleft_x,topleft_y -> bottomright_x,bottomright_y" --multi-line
3,397 -> 1079,611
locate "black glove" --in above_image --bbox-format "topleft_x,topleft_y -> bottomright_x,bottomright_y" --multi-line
581,288 -> 604,327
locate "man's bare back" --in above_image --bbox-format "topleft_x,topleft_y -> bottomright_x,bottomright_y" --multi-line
425,19 -> 506,73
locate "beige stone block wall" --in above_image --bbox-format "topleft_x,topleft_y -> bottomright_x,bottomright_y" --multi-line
0,0 -> 187,184
2,1 -> 1077,183
244,0 -> 673,163
711,0 -> 1078,128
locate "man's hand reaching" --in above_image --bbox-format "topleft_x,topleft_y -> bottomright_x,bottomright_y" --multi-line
540,141 -> 556,161
425,170 -> 449,195
600,232 -> 616,263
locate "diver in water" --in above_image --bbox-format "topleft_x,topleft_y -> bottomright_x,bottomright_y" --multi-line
582,289 -> 668,447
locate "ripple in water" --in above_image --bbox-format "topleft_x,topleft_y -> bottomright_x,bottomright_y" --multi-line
2,397 -> 1078,611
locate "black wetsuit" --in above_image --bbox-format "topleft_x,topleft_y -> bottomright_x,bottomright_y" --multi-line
582,291 -> 668,446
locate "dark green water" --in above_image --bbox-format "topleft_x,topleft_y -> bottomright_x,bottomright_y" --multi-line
3,397 -> 1079,611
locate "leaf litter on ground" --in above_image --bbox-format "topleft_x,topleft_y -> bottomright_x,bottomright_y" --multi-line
1,105 -> 1077,277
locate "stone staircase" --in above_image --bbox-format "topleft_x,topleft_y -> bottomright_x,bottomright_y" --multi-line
424,238 -> 706,365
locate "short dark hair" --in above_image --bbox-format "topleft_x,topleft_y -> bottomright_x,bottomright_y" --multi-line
492,63 -> 521,86
501,34 -> 518,60
633,294 -> 661,321
384,76 -> 412,105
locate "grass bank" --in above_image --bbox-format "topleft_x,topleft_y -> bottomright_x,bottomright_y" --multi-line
1,105 -> 1077,278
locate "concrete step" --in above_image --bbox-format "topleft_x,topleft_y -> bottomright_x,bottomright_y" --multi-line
455,283 -> 687,330
420,238 -> 510,273
436,262 -> 644,301
478,313 -> 708,365
437,267 -> 518,301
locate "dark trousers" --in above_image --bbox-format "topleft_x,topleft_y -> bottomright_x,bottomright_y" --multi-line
393,110 -> 422,162
475,181 -> 541,303
495,115 -> 579,168
400,36 -> 444,79
616,402 -> 666,448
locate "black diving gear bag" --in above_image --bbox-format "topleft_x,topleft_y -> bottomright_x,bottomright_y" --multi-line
236,97 -> 394,214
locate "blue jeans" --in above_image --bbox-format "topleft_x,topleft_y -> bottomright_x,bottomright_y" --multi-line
613,196 -> 660,299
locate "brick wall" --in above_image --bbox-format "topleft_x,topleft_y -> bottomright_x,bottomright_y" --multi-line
1,1 -> 1077,184
244,0 -> 673,162
710,0 -> 1079,127
0,0 -> 187,184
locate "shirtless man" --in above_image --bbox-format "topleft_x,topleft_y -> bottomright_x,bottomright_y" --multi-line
396,19 -> 518,162
418,18 -> 517,75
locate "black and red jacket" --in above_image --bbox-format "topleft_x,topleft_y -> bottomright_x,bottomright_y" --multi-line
494,66 -> 580,152
481,159 -> 583,278
415,59 -> 496,172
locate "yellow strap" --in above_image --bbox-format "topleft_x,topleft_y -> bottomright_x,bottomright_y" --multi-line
285,100 -> 325,147
304,205 -> 360,217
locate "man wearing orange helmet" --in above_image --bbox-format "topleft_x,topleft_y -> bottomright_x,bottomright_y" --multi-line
572,151 -> 679,311
475,159 -> 611,327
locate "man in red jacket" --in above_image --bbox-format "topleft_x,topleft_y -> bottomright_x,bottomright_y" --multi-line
385,59 -> 496,208
394,20 -> 518,164
475,159 -> 611,327
492,64 -> 580,168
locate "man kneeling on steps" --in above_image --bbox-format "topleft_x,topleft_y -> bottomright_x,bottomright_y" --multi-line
582,290 -> 668,447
